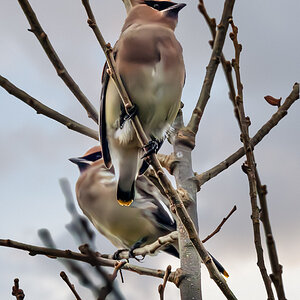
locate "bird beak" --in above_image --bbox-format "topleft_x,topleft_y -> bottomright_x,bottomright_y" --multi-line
69,157 -> 84,165
162,2 -> 186,15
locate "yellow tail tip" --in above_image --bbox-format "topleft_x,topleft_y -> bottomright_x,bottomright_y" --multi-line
223,270 -> 229,278
117,199 -> 133,206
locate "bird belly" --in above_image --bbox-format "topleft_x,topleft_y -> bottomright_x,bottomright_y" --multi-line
123,62 -> 182,140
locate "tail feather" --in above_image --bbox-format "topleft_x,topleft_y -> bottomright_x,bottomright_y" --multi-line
117,182 -> 135,206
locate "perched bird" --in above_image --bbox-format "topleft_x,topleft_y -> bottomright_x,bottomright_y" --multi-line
100,0 -> 186,206
70,146 -> 229,278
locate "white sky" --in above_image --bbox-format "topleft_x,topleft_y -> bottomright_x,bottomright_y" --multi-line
0,0 -> 299,299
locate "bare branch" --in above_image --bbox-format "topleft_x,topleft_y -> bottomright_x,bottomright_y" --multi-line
255,172 -> 287,299
12,278 -> 25,300
202,205 -> 237,243
0,75 -> 98,141
17,0 -> 99,123
186,0 -> 236,140
230,19 -> 275,300
0,239 -> 176,283
195,82 -> 299,187
158,265 -> 172,300
60,271 -> 82,300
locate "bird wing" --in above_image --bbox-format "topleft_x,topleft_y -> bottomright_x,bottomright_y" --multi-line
100,60 -> 112,168
133,175 -> 176,232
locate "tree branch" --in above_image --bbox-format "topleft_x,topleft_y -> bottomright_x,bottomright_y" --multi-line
60,271 -> 82,300
202,205 -> 237,243
158,265 -> 172,300
17,0 -> 99,124
195,82 -> 299,188
0,239 -> 177,283
0,75 -> 98,140
11,278 -> 25,300
255,171 -> 287,299
230,20 -> 274,300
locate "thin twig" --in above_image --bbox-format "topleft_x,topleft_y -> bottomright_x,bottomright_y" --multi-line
60,271 -> 82,300
158,265 -> 172,300
80,1 -> 237,298
0,75 -> 98,140
12,278 -> 25,300
230,19 -> 275,300
202,205 -> 237,243
17,0 -> 99,123
111,261 -> 127,281
255,172 -> 287,299
195,82 -> 299,188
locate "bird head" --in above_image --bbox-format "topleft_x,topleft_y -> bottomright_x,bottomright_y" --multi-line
123,1 -> 186,31
69,146 -> 103,173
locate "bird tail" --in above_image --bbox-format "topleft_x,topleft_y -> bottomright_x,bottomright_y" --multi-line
117,182 -> 135,206
114,146 -> 141,206
209,252 -> 229,278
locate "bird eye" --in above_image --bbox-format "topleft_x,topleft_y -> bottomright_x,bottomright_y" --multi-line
153,3 -> 160,9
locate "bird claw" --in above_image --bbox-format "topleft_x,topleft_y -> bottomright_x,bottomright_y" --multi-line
112,249 -> 128,260
141,139 -> 160,159
112,248 -> 144,262
120,105 -> 138,129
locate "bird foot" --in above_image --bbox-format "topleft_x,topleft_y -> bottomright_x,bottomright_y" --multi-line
120,105 -> 138,129
141,139 -> 160,159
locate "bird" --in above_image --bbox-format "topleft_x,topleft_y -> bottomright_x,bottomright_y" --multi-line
100,0 -> 186,206
70,146 -> 229,278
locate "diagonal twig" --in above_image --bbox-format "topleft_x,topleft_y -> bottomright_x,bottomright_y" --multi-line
230,19 -> 275,300
194,82 -> 299,188
0,75 -> 98,140
60,271 -> 82,300
202,205 -> 237,243
80,1 -> 237,298
17,0 -> 99,123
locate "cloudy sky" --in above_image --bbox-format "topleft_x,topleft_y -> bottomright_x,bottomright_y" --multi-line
0,0 -> 299,299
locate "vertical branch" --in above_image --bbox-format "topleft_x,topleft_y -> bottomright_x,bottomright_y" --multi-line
17,0 -> 99,124
256,172 -> 287,299
229,20 -> 275,300
172,111 -> 202,300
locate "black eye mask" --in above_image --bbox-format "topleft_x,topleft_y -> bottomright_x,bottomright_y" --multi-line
144,0 -> 176,11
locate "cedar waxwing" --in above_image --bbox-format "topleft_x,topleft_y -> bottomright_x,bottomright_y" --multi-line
100,1 -> 186,206
70,146 -> 229,278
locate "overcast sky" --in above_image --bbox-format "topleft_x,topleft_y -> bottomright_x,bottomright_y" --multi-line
0,0 -> 299,299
